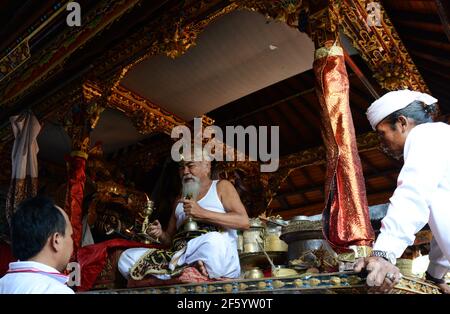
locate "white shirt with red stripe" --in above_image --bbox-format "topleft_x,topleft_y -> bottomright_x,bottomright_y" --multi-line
0,261 -> 74,294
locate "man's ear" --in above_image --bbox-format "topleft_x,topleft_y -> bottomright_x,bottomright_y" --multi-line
398,116 -> 409,132
49,232 -> 61,252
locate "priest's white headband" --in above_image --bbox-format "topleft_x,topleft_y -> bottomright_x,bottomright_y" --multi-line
366,89 -> 438,130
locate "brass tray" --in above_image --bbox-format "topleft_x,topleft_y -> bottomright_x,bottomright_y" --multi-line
239,251 -> 288,270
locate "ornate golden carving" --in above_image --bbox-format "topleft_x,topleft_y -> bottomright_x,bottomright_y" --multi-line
260,168 -> 292,210
355,131 -> 380,152
340,0 -> 429,92
201,115 -> 215,128
107,85 -> 185,135
304,0 -> 341,48
62,81 -> 105,153
0,40 -> 31,83
231,0 -> 304,26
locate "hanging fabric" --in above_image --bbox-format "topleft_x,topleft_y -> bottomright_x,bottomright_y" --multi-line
6,110 -> 41,225
313,44 -> 374,252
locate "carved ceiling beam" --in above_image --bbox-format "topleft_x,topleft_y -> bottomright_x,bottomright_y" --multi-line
210,130 -> 379,214
340,0 -> 429,92
273,131 -> 378,182
261,131 -> 379,209
107,84 -> 185,135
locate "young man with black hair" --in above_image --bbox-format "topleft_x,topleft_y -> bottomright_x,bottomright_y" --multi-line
0,196 -> 74,294
354,90 -> 450,294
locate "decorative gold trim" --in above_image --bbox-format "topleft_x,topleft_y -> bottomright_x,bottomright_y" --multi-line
0,40 -> 31,83
305,0 -> 342,48
314,45 -> 343,60
70,150 -> 89,160
107,85 -> 185,135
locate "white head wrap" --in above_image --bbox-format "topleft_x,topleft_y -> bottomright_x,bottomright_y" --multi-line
366,89 -> 438,130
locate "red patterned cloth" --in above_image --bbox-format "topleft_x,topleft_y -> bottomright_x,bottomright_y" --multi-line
64,154 -> 87,255
313,47 -> 374,252
76,239 -> 159,291
127,266 -> 228,288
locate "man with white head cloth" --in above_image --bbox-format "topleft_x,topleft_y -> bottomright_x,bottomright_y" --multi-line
118,147 -> 249,281
354,89 -> 450,294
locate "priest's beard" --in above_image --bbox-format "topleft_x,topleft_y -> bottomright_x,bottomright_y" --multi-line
182,175 -> 200,200
380,142 -> 403,161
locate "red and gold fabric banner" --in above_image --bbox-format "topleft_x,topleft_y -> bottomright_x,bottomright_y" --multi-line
313,46 -> 374,252
77,239 -> 157,291
5,111 -> 41,225
64,152 -> 88,255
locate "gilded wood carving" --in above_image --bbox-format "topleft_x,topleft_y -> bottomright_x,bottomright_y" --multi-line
340,0 -> 429,92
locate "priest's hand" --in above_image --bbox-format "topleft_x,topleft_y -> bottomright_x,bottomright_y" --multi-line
147,220 -> 163,239
183,199 -> 205,219
437,282 -> 450,294
354,257 -> 402,293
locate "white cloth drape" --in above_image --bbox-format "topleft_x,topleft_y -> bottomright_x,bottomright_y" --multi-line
6,111 -> 41,223
10,111 -> 41,179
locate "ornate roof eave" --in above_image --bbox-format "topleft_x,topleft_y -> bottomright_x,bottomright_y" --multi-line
0,0 -> 429,146
107,85 -> 186,135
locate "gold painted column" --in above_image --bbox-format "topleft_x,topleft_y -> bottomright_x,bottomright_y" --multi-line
64,81 -> 104,255
306,0 -> 374,254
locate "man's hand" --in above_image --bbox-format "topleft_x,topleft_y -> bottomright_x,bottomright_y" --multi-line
147,220 -> 163,239
354,256 -> 402,293
437,282 -> 450,294
183,199 -> 206,219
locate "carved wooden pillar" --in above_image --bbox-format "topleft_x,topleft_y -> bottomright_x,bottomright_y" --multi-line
304,0 -> 374,254
64,81 -> 105,254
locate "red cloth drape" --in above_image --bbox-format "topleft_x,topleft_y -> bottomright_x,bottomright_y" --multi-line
313,46 -> 374,252
0,241 -> 14,277
76,239 -> 157,291
64,154 -> 87,255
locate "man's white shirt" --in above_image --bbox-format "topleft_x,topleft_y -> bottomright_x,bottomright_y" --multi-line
0,261 -> 74,294
374,122 -> 450,278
